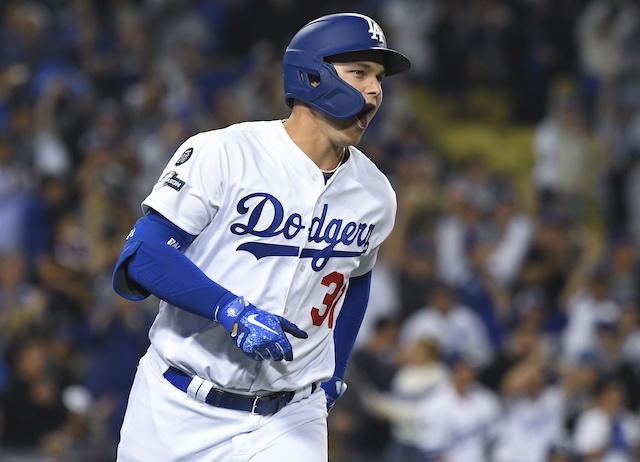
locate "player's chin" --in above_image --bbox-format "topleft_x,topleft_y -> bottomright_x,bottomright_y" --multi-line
330,120 -> 363,144
339,124 -> 366,145
352,130 -> 367,145
332,113 -> 373,144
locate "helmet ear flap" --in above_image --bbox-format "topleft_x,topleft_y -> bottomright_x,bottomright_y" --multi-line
311,64 -> 366,119
284,61 -> 365,119
284,63 -> 321,109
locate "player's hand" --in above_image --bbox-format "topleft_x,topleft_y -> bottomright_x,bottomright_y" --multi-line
216,296 -> 308,361
320,376 -> 347,412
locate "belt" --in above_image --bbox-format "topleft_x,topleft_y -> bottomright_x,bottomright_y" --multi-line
163,366 -> 308,416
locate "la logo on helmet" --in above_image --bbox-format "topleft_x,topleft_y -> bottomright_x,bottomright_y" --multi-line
364,17 -> 385,43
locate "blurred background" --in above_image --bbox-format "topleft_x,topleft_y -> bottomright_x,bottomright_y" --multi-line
1,0 -> 640,461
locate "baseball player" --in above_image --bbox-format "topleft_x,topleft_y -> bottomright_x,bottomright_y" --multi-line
112,12 -> 410,462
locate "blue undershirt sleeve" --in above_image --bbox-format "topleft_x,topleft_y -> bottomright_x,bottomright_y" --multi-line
332,271 -> 372,379
112,210 -> 237,320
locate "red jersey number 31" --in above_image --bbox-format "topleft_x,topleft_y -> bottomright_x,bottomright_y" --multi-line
311,272 -> 347,328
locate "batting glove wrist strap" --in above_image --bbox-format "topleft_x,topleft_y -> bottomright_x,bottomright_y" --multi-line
321,376 -> 347,412
214,295 -> 247,332
216,296 -> 308,362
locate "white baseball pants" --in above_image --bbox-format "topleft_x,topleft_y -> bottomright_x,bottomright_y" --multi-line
116,350 -> 328,462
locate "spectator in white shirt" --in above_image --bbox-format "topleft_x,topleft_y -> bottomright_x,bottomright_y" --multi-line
366,337 -> 448,462
573,378 -> 640,462
485,184 -> 534,289
400,281 -> 494,369
561,267 -> 620,366
415,352 -> 501,462
435,178 -> 483,288
491,359 -> 567,462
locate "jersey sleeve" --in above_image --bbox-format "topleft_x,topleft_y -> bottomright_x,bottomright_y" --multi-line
351,172 -> 397,277
141,132 -> 227,236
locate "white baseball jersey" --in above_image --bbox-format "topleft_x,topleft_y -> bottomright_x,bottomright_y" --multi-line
416,381 -> 501,462
400,304 -> 495,368
491,386 -> 566,462
140,119 -> 396,394
573,407 -> 640,462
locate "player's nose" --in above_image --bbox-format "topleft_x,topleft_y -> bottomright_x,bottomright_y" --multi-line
365,77 -> 382,96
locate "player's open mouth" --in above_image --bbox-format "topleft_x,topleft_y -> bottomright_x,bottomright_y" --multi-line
356,105 -> 375,130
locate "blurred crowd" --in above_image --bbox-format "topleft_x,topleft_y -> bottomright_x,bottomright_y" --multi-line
1,0 -> 640,461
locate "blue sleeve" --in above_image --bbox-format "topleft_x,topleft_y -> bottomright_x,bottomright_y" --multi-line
112,210 -> 237,320
333,271 -> 372,379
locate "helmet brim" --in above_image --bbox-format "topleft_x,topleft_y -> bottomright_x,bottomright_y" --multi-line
325,48 -> 411,76
377,48 -> 411,76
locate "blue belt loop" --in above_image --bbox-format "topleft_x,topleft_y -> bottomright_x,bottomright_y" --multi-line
165,366 -> 192,393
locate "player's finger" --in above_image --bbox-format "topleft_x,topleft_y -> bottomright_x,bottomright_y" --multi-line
269,343 -> 285,362
278,316 -> 308,339
276,342 -> 294,362
253,349 -> 267,361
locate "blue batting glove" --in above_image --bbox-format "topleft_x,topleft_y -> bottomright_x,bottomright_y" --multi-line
320,376 -> 347,412
215,296 -> 308,361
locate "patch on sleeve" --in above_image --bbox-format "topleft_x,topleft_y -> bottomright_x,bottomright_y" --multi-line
154,171 -> 185,191
175,147 -> 194,166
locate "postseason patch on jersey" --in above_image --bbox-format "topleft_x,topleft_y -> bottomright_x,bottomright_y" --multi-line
154,171 -> 185,191
175,147 -> 193,166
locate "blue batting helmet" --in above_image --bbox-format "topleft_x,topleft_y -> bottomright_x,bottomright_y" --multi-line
283,13 -> 411,119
